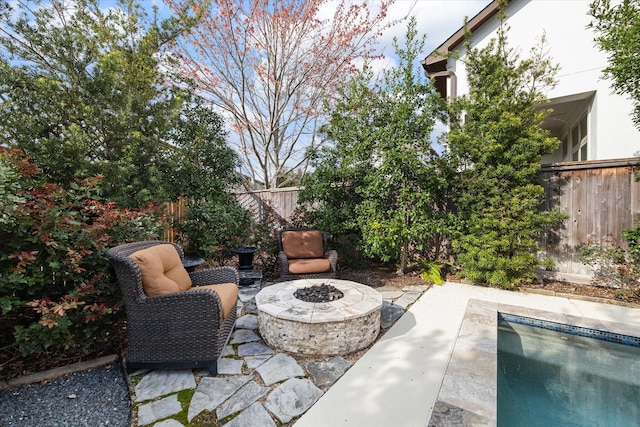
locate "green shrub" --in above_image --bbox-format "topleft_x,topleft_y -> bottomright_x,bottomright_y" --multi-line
446,19 -> 565,288
0,149 -> 163,358
622,225 -> 640,265
176,196 -> 251,264
249,202 -> 291,277
420,260 -> 445,285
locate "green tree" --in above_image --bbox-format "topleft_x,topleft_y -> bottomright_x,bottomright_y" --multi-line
301,17 -> 448,274
298,68 -> 374,240
0,0 -> 249,256
589,0 -> 640,129
165,101 -> 241,201
0,0 -> 190,207
446,19 -> 565,288
166,101 -> 251,260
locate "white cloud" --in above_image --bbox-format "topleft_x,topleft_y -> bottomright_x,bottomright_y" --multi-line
380,0 -> 491,56
315,1 -> 491,57
313,1 -> 491,76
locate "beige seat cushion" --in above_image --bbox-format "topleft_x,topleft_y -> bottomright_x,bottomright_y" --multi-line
187,283 -> 238,319
281,230 -> 324,259
130,244 -> 192,296
288,258 -> 331,274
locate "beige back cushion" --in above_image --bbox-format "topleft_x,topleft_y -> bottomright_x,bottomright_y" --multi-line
281,230 -> 324,259
130,244 -> 192,296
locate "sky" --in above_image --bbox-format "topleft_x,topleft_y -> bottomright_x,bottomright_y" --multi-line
144,0 -> 493,155
145,0 -> 493,66
376,0 -> 491,61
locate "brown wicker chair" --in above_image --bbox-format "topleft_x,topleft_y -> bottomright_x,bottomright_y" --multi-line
277,229 -> 338,280
105,241 -> 238,375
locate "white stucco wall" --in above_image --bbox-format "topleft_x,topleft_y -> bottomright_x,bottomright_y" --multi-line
445,0 -> 639,161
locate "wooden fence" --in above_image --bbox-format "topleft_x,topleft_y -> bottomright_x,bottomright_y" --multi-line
166,159 -> 640,281
163,198 -> 185,243
234,187 -> 300,223
163,188 -> 300,242
540,158 -> 640,281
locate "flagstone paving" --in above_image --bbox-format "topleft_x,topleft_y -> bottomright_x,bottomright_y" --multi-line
128,281 -> 428,426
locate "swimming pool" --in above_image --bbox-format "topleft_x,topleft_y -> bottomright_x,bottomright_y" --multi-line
428,296 -> 640,426
497,314 -> 640,427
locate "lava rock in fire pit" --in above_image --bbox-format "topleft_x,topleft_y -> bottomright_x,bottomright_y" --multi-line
294,284 -> 344,303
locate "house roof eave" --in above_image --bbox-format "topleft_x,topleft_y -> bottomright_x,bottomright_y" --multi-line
421,0 -> 503,74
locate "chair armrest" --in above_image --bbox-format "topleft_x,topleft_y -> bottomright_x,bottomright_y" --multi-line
190,266 -> 239,286
278,251 -> 290,275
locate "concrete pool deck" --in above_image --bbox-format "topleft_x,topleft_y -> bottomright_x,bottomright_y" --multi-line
294,281 -> 640,427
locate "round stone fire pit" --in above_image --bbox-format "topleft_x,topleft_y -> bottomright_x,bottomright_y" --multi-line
255,279 -> 382,355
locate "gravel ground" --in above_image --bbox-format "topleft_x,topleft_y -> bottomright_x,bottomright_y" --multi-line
0,361 -> 130,427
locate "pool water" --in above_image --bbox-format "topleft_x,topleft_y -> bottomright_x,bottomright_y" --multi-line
497,317 -> 640,427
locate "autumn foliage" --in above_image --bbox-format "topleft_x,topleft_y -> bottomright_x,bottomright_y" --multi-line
0,149 -> 163,361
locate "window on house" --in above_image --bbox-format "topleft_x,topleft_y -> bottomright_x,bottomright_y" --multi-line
568,114 -> 588,161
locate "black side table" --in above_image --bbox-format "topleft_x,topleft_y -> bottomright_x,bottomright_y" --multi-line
182,256 -> 205,273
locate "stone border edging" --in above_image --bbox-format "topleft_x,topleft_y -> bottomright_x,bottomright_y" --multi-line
446,278 -> 640,309
522,288 -> 640,309
0,354 -> 120,390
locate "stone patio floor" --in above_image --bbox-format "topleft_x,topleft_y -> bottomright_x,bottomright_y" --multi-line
129,280 -> 429,426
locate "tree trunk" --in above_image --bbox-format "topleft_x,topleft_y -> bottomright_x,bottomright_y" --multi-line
397,241 -> 408,275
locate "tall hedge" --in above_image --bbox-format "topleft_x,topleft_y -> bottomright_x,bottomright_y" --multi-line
446,20 -> 566,288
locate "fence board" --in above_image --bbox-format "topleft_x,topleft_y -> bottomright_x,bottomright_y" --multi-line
540,158 -> 640,279
633,164 -> 640,219
234,187 -> 300,222
585,167 -> 601,241
619,166 -> 632,233
164,198 -> 185,242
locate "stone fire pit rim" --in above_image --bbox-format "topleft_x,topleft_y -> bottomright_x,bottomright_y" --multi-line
255,278 -> 382,324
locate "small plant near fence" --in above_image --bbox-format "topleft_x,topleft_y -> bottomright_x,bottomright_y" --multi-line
579,225 -> 640,300
248,203 -> 292,277
174,197 -> 251,265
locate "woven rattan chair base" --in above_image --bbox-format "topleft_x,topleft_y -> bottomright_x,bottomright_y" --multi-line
106,241 -> 239,376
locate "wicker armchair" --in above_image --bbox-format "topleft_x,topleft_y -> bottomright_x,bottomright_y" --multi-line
277,229 -> 338,280
105,241 -> 238,375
